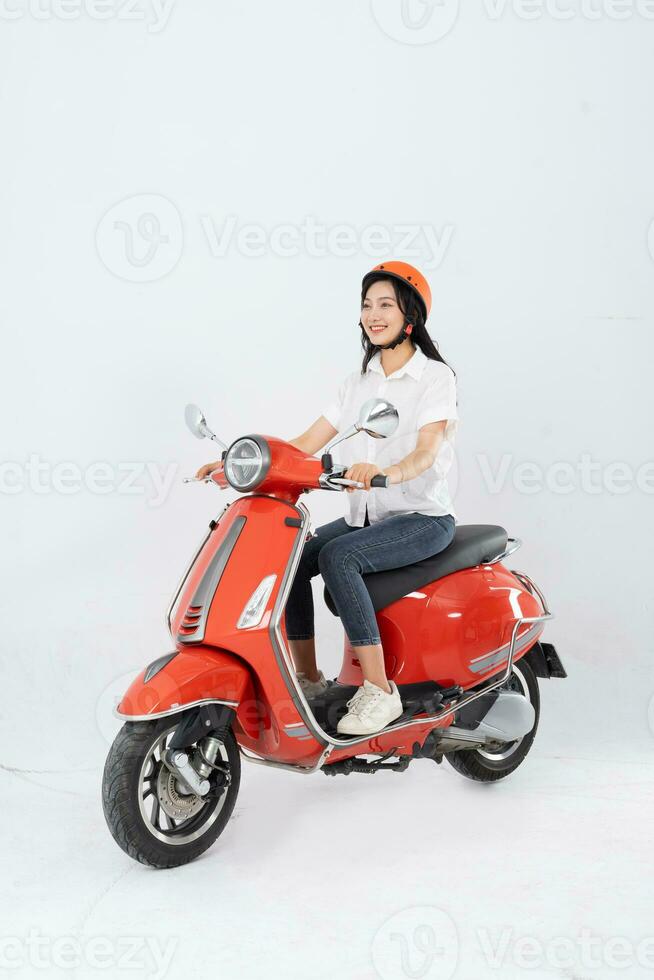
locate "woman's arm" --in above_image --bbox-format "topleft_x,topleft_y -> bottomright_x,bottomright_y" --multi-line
384,420 -> 447,484
288,415 -> 338,456
344,421 -> 447,490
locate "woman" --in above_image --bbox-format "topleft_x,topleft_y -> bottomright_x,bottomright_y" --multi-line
198,261 -> 458,737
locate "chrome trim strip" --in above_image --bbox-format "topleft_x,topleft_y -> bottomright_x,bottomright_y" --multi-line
165,502 -> 231,638
114,697 -> 239,722
468,624 -> 542,674
469,622 -> 543,670
239,743 -> 333,774
268,501 -> 332,744
485,537 -> 522,565
285,726 -> 311,738
469,621 -> 541,665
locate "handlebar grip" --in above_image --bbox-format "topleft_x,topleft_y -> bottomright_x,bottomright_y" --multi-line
370,474 -> 390,488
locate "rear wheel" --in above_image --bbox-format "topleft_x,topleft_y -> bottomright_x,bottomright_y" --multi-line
446,658 -> 540,782
102,717 -> 240,868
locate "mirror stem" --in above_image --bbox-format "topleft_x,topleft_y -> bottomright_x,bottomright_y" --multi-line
202,426 -> 228,451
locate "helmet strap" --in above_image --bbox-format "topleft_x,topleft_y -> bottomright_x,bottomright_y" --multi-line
379,321 -> 413,351
358,320 -> 414,351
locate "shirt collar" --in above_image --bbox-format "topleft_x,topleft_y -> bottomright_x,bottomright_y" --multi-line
366,345 -> 427,381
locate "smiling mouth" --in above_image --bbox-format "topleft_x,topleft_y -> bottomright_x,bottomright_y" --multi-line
369,326 -> 387,333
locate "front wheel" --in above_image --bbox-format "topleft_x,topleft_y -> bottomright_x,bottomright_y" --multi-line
446,658 -> 540,782
102,717 -> 241,869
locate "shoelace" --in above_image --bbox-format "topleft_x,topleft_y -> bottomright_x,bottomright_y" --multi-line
345,687 -> 384,719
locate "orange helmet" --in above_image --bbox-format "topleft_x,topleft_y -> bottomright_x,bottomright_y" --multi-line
361,260 -> 432,320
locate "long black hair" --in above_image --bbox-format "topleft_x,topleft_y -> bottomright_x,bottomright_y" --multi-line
358,272 -> 456,380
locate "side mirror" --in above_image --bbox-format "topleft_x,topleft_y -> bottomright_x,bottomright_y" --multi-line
184,404 -> 228,450
357,397 -> 399,439
323,398 -> 399,455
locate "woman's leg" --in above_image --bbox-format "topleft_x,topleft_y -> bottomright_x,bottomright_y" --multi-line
287,638 -> 319,682
317,513 -> 456,689
284,516 -> 357,679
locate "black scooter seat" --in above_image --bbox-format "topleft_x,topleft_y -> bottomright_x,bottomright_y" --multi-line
323,523 -> 507,616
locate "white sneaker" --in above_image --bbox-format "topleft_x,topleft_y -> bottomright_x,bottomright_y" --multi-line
296,670 -> 329,699
336,679 -> 403,736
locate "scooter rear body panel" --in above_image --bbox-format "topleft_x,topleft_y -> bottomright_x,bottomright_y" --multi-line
337,563 -> 545,689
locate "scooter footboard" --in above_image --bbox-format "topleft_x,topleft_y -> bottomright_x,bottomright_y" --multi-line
115,647 -> 252,720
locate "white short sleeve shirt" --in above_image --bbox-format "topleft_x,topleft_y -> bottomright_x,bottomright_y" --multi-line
322,345 -> 459,526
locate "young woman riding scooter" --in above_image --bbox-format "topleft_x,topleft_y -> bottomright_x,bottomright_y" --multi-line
196,260 -> 459,737
104,262 -> 562,868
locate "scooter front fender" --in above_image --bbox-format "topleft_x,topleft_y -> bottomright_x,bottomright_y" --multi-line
115,647 -> 252,721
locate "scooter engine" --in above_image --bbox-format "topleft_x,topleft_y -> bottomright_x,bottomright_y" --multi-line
437,690 -> 535,751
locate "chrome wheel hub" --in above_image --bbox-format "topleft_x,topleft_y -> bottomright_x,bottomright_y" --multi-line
138,725 -> 230,846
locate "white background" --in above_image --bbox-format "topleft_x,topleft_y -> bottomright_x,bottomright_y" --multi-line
1,2 -> 653,979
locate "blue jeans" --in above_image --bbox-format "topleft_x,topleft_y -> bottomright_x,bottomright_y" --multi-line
284,510 -> 456,647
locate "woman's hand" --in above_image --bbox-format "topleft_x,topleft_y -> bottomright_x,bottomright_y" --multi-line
195,460 -> 222,480
343,463 -> 388,493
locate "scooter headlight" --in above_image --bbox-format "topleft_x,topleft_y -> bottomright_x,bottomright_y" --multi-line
224,436 -> 270,491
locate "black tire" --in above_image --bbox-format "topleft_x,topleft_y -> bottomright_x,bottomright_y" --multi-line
446,659 -> 540,782
102,717 -> 241,869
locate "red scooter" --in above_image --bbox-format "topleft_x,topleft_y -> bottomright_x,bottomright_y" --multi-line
102,400 -> 566,869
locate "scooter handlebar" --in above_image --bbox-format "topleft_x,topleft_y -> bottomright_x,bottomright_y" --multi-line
321,469 -> 391,491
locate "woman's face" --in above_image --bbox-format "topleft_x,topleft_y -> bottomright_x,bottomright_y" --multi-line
360,279 -> 405,346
